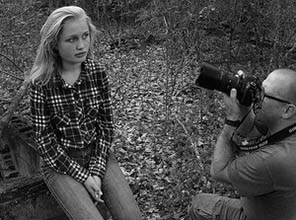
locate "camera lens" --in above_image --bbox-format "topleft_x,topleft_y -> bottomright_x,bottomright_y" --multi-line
195,62 -> 261,106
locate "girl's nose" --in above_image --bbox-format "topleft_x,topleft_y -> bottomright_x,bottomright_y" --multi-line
77,39 -> 85,50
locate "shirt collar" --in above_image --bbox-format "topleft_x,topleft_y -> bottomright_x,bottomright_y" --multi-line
48,59 -> 91,89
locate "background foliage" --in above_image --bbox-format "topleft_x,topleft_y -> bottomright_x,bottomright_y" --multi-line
1,0 -> 296,219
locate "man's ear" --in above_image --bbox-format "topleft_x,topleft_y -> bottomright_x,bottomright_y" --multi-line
282,104 -> 296,119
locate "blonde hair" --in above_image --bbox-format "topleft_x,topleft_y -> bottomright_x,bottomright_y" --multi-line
30,6 -> 97,85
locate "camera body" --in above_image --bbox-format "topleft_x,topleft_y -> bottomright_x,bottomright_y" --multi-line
196,62 -> 262,106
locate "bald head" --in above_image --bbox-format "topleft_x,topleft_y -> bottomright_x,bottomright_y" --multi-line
264,69 -> 296,104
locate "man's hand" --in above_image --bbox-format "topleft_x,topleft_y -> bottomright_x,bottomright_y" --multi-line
223,88 -> 251,121
224,88 -> 261,137
84,175 -> 104,203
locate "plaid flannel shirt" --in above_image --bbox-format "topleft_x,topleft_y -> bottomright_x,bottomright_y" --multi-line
30,58 -> 114,183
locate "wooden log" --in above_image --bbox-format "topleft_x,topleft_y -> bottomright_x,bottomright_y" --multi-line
0,175 -> 67,220
1,122 -> 40,178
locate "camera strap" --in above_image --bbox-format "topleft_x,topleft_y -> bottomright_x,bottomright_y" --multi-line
233,123 -> 296,151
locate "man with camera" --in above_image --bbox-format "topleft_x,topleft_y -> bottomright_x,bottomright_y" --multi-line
189,68 -> 296,220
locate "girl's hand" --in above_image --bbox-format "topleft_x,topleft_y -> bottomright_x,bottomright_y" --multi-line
84,175 -> 104,203
93,175 -> 104,203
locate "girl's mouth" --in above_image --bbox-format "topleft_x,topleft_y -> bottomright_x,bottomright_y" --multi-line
75,52 -> 87,57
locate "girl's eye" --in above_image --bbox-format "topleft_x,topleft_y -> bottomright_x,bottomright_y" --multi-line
67,38 -> 75,43
82,33 -> 89,39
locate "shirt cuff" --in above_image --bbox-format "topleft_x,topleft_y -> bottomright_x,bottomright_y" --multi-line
89,156 -> 107,179
67,160 -> 91,183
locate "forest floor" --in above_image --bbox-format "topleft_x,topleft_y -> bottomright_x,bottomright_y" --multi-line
99,46 -> 238,220
0,2 -> 237,220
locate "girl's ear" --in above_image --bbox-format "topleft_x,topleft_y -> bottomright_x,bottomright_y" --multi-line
53,44 -> 59,54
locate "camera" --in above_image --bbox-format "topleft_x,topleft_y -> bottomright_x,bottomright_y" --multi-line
195,62 -> 262,106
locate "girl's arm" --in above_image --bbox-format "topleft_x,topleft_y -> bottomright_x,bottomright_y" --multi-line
30,83 -> 90,183
89,65 -> 114,179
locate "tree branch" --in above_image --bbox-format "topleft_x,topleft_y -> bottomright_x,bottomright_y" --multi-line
0,72 -> 30,140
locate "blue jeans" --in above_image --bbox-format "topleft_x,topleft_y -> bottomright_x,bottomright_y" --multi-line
189,193 -> 248,220
42,153 -> 142,220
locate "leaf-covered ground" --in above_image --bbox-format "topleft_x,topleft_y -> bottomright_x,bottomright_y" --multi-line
98,47 -> 235,219
0,2 -> 237,220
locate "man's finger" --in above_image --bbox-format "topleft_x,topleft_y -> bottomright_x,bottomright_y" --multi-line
230,88 -> 237,98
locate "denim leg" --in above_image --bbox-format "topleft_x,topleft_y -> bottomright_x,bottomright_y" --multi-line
102,154 -> 142,220
43,168 -> 105,220
188,193 -> 248,220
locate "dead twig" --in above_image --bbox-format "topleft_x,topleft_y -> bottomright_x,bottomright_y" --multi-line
0,70 -> 23,81
0,53 -> 24,74
175,116 -> 199,154
0,98 -> 12,104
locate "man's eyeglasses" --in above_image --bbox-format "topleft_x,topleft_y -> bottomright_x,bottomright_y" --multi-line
261,92 -> 295,105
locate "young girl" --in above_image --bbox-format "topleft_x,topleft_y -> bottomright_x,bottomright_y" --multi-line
29,6 -> 142,220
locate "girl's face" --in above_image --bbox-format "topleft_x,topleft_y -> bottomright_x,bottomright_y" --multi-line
57,17 -> 90,69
